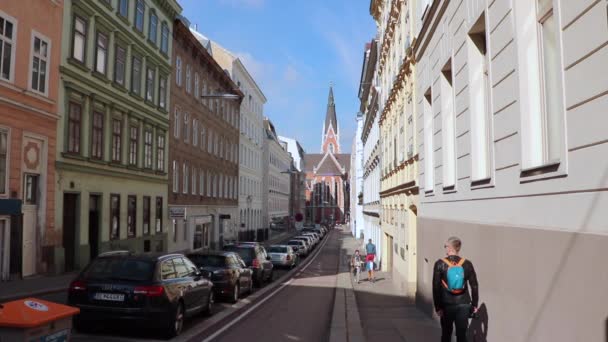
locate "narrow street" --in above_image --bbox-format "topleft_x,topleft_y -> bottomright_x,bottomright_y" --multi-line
207,230 -> 340,342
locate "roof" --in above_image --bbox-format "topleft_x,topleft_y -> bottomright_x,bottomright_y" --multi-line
324,85 -> 338,135
303,152 -> 351,175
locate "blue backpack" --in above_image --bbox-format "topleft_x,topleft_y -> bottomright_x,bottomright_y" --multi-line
441,258 -> 466,294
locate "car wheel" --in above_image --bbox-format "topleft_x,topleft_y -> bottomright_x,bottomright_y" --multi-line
203,291 -> 214,316
231,284 -> 239,304
165,302 -> 184,338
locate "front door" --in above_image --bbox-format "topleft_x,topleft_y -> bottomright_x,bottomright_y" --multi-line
22,174 -> 39,277
89,195 -> 101,261
63,193 -> 78,272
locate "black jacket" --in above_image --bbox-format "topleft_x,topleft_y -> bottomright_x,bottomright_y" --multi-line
432,255 -> 478,311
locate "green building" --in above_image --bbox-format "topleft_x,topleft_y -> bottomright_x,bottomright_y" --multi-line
54,0 -> 181,273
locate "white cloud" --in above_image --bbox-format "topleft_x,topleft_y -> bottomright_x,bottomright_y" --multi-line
219,0 -> 265,8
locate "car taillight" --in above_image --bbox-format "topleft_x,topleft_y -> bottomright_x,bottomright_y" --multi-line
134,285 -> 164,297
69,280 -> 87,292
252,258 -> 260,268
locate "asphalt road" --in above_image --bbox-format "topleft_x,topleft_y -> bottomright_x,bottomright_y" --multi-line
207,229 -> 340,342
37,235 -> 319,342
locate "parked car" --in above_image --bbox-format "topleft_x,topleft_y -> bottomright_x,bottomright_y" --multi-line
186,251 -> 253,303
266,245 -> 298,268
303,227 -> 324,238
294,236 -> 315,249
223,244 -> 273,287
287,239 -> 308,257
68,252 -> 213,338
302,232 -> 320,245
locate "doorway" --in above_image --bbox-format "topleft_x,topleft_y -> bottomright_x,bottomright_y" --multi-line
22,173 -> 39,277
63,193 -> 79,272
385,233 -> 394,273
89,195 -> 101,261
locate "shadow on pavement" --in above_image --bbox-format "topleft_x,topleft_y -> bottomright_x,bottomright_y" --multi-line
467,303 -> 489,342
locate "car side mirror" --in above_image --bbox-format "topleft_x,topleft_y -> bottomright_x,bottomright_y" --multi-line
199,268 -> 211,279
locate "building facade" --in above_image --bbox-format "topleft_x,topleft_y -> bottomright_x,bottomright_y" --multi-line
0,0 -> 63,279
414,0 -> 608,340
168,19 -> 241,253
304,86 -> 350,225
359,38 -> 383,263
279,136 -> 307,229
349,112 -> 364,239
205,40 -> 266,242
372,0 -> 419,295
55,0 -> 181,272
264,119 -> 291,239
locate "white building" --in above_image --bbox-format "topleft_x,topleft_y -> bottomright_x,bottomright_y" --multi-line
350,112 -> 364,239
195,34 -> 267,242
414,0 -> 608,341
264,119 -> 292,239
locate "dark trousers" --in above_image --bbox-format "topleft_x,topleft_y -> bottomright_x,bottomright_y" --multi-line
440,304 -> 470,342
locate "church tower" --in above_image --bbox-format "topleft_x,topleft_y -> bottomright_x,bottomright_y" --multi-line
321,85 -> 340,154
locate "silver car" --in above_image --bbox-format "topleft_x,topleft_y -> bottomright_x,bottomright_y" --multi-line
267,245 -> 298,268
293,236 -> 314,250
287,239 -> 309,257
302,232 -> 320,245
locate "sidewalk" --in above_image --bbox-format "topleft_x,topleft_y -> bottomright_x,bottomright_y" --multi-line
0,273 -> 76,303
336,228 -> 442,342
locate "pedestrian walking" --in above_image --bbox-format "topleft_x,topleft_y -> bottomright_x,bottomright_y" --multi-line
351,250 -> 363,284
433,236 -> 479,342
365,239 -> 376,282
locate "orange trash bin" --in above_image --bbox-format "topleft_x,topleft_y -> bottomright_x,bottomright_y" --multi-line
0,298 -> 79,342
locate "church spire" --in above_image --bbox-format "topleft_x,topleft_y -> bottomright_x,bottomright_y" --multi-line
324,83 -> 338,136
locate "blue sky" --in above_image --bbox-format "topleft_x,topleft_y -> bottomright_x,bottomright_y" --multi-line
179,0 -> 376,153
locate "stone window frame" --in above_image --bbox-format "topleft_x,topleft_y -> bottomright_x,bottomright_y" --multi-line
28,30 -> 51,96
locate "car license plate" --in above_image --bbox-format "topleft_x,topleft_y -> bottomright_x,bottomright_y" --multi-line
94,293 -> 125,301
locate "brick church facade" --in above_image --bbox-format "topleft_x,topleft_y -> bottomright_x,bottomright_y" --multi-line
304,86 -> 350,224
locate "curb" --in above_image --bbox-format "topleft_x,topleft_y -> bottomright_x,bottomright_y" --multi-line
184,231 -> 331,342
329,232 -> 365,342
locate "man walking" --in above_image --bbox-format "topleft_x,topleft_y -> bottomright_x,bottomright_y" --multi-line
365,239 -> 376,282
433,237 -> 479,342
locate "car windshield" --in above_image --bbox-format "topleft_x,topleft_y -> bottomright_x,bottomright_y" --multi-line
187,255 -> 227,268
83,258 -> 155,281
224,246 -> 256,263
268,246 -> 288,253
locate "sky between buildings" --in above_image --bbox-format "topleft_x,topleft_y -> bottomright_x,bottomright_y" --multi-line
179,0 -> 376,154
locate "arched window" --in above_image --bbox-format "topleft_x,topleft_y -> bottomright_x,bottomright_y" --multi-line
329,143 -> 334,154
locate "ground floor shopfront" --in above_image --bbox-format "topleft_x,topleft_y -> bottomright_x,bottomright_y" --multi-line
54,166 -> 168,273
168,205 -> 238,253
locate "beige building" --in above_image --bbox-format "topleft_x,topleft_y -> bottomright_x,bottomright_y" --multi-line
414,0 -> 608,341
370,0 -> 419,295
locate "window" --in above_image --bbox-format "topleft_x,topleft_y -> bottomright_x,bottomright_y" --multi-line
193,119 -> 198,146
468,14 -> 492,182
114,45 -> 126,86
440,60 -> 456,189
131,56 -> 142,95
129,125 -> 138,166
206,171 -> 211,197
155,197 -> 163,233
72,16 -> 87,63
207,130 -> 213,154
144,130 -> 152,168
95,32 -> 108,74
143,196 -> 150,235
194,73 -> 199,98
110,194 -> 120,240
30,34 -> 50,94
173,258 -> 189,277
199,170 -> 204,195
423,89 -> 434,192
183,163 -> 188,194
192,167 -> 197,194
118,0 -> 129,18
185,65 -> 192,93
148,11 -> 157,44
172,160 -> 179,192
173,107 -> 180,138
91,111 -> 104,160
127,195 -> 136,238
67,102 -> 82,154
183,113 -> 189,143
161,22 -> 169,54
146,67 -> 155,102
0,129 -> 7,195
157,133 -> 165,171
135,0 -> 144,32
111,119 -> 122,162
159,76 -> 167,109
175,56 -> 182,86
200,125 -> 206,151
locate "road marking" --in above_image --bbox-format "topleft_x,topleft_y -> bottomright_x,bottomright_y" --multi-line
201,233 -> 333,342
